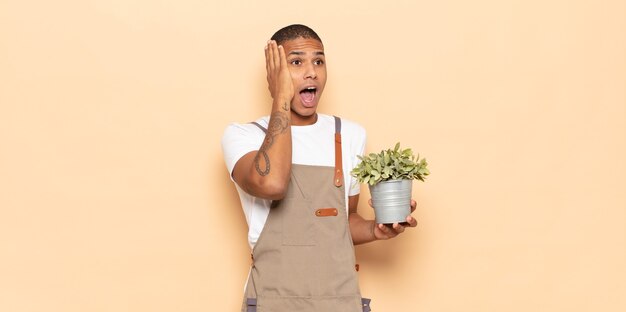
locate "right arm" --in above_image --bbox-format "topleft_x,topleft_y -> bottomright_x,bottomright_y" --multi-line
231,41 -> 294,200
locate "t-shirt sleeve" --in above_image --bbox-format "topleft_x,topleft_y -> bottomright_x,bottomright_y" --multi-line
348,125 -> 367,197
221,123 -> 265,181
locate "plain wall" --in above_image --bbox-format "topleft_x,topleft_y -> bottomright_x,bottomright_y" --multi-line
1,0 -> 625,311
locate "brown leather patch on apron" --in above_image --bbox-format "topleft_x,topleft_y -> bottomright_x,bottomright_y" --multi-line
315,208 -> 338,217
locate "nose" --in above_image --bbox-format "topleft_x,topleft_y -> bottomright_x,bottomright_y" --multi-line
304,63 -> 317,80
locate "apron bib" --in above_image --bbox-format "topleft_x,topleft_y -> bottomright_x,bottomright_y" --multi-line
242,117 -> 371,312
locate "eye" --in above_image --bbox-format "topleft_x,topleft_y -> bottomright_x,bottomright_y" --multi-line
290,59 -> 302,65
314,59 -> 325,65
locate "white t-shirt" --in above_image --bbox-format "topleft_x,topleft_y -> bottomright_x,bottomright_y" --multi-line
221,114 -> 366,249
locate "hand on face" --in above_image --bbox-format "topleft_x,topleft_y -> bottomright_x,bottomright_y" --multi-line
370,199 -> 418,240
265,40 -> 294,107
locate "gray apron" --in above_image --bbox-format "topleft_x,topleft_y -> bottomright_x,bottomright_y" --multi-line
242,116 -> 371,311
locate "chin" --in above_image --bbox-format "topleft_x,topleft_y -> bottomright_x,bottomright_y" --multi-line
290,105 -> 319,124
291,102 -> 318,115
294,107 -> 317,117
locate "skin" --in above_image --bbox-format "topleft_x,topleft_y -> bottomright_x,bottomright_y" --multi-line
232,37 -> 417,244
231,40 -> 293,200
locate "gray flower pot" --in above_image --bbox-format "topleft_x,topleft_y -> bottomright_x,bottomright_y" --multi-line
369,179 -> 412,224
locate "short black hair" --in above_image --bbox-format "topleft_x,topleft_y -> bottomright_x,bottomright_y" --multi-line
270,24 -> 323,46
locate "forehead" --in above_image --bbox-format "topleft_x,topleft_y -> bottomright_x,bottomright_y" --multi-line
281,37 -> 324,55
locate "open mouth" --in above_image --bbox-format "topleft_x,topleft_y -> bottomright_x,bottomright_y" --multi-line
299,86 -> 317,107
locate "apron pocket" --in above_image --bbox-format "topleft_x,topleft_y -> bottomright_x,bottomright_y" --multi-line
281,200 -> 317,246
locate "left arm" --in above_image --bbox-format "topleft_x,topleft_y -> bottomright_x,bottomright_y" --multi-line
348,195 -> 418,245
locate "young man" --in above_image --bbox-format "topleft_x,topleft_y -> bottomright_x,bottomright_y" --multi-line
222,24 -> 417,312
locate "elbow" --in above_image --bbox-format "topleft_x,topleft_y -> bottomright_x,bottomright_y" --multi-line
245,175 -> 290,200
260,178 -> 289,200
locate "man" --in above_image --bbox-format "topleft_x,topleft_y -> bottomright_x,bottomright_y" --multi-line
222,24 -> 417,312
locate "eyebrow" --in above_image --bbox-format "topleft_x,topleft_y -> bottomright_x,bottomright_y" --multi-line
288,51 -> 325,56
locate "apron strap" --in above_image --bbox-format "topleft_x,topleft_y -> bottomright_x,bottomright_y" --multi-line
246,298 -> 257,312
361,298 -> 372,312
333,116 -> 344,187
251,121 -> 267,133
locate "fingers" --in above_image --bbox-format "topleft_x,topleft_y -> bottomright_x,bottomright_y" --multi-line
406,215 -> 418,227
264,42 -> 269,69
376,223 -> 398,239
265,40 -> 283,97
376,223 -> 404,238
273,42 -> 281,69
267,41 -> 276,70
374,217 -> 418,240
278,44 -> 288,68
391,222 -> 406,234
265,43 -> 270,85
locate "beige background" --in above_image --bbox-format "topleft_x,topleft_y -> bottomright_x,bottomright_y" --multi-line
1,0 -> 625,311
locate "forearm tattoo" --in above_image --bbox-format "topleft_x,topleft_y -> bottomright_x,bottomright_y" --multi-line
254,112 -> 289,176
255,151 -> 271,176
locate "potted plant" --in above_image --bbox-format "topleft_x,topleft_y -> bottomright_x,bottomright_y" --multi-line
351,143 -> 430,224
